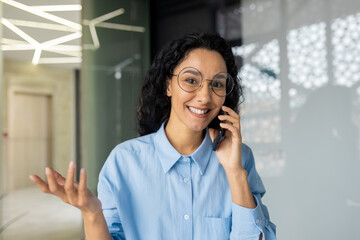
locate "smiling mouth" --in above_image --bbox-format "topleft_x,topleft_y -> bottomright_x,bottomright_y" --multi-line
188,106 -> 209,115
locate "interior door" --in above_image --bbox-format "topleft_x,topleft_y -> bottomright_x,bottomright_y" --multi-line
7,91 -> 52,191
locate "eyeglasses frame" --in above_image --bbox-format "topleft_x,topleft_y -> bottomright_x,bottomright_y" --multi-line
171,67 -> 235,97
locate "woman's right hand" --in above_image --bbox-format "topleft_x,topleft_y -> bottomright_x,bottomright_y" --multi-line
31,163 -> 113,239
29,162 -> 102,217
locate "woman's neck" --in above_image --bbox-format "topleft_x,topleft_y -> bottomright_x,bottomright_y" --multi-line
164,120 -> 205,156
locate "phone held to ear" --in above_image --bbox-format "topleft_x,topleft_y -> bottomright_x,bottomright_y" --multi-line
211,110 -> 226,151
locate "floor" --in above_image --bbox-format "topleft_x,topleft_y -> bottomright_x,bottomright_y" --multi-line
0,187 -> 83,240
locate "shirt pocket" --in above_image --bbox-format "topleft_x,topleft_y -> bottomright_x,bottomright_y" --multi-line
204,216 -> 232,240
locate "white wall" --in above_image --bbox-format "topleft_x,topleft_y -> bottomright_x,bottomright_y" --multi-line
238,0 -> 360,239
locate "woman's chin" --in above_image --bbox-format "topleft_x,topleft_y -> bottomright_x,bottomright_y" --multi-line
186,121 -> 210,133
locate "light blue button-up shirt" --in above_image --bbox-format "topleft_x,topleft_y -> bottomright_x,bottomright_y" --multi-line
98,123 -> 276,240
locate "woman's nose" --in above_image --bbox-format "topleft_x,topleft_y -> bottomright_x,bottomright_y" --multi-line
196,81 -> 212,102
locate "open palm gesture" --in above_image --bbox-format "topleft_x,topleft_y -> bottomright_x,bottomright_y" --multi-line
30,162 -> 102,216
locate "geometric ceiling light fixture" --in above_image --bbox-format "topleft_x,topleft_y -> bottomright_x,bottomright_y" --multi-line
1,18 -> 40,47
32,32 -> 82,64
31,4 -> 82,12
85,8 -> 125,49
1,0 -> 146,66
1,38 -> 81,54
1,0 -> 82,65
1,18 -> 42,64
83,8 -> 146,49
4,18 -> 78,32
2,0 -> 81,30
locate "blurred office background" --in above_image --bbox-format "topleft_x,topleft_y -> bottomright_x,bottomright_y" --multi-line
0,0 -> 359,239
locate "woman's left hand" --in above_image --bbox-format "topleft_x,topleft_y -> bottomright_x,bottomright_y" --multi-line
209,105 -> 244,174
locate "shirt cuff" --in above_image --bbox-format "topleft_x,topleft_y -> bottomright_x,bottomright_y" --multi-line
231,195 -> 265,236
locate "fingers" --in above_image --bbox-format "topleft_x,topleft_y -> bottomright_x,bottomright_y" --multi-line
219,106 -> 240,130
46,167 -> 66,197
64,161 -> 77,203
221,105 -> 239,118
30,163 -> 90,209
53,170 -> 66,186
218,114 -> 240,128
29,175 -> 50,193
79,168 -> 87,195
220,122 -> 242,143
78,168 -> 88,205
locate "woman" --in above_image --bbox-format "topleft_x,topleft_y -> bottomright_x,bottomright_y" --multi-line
30,32 -> 276,240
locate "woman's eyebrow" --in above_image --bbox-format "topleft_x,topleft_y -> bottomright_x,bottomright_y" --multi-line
183,69 -> 201,75
213,73 -> 227,79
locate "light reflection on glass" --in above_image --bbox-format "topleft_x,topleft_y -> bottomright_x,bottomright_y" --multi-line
254,149 -> 285,178
231,4 -> 360,184
244,115 -> 281,143
287,22 -> 328,90
235,0 -> 360,237
252,39 -> 280,75
234,38 -> 282,176
239,63 -> 281,101
232,43 -> 258,58
332,13 -> 360,87
288,88 -> 307,109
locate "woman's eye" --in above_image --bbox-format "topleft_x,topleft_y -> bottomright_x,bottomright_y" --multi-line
212,81 -> 224,88
185,78 -> 198,84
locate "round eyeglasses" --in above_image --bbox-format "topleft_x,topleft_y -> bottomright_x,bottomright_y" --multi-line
172,67 -> 235,97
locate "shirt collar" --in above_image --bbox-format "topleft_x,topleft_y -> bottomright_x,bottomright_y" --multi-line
154,122 -> 213,175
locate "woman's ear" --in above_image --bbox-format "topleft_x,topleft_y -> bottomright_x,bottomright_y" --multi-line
166,79 -> 172,97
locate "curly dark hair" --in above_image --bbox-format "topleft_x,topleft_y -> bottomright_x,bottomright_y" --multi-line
137,32 -> 243,136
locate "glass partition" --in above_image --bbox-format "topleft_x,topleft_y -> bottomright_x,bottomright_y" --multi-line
81,0 -> 150,193
235,0 -> 360,239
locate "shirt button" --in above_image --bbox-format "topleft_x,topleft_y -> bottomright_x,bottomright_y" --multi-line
183,178 -> 189,183
183,157 -> 189,162
184,214 -> 190,220
255,219 -> 260,224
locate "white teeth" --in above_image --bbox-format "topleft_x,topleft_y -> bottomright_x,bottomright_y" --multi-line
188,107 -> 209,115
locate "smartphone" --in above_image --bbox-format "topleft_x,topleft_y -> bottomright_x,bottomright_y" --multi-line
211,110 -> 226,151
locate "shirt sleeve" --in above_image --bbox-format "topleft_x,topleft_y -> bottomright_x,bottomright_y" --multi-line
97,150 -> 126,240
230,145 -> 277,240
